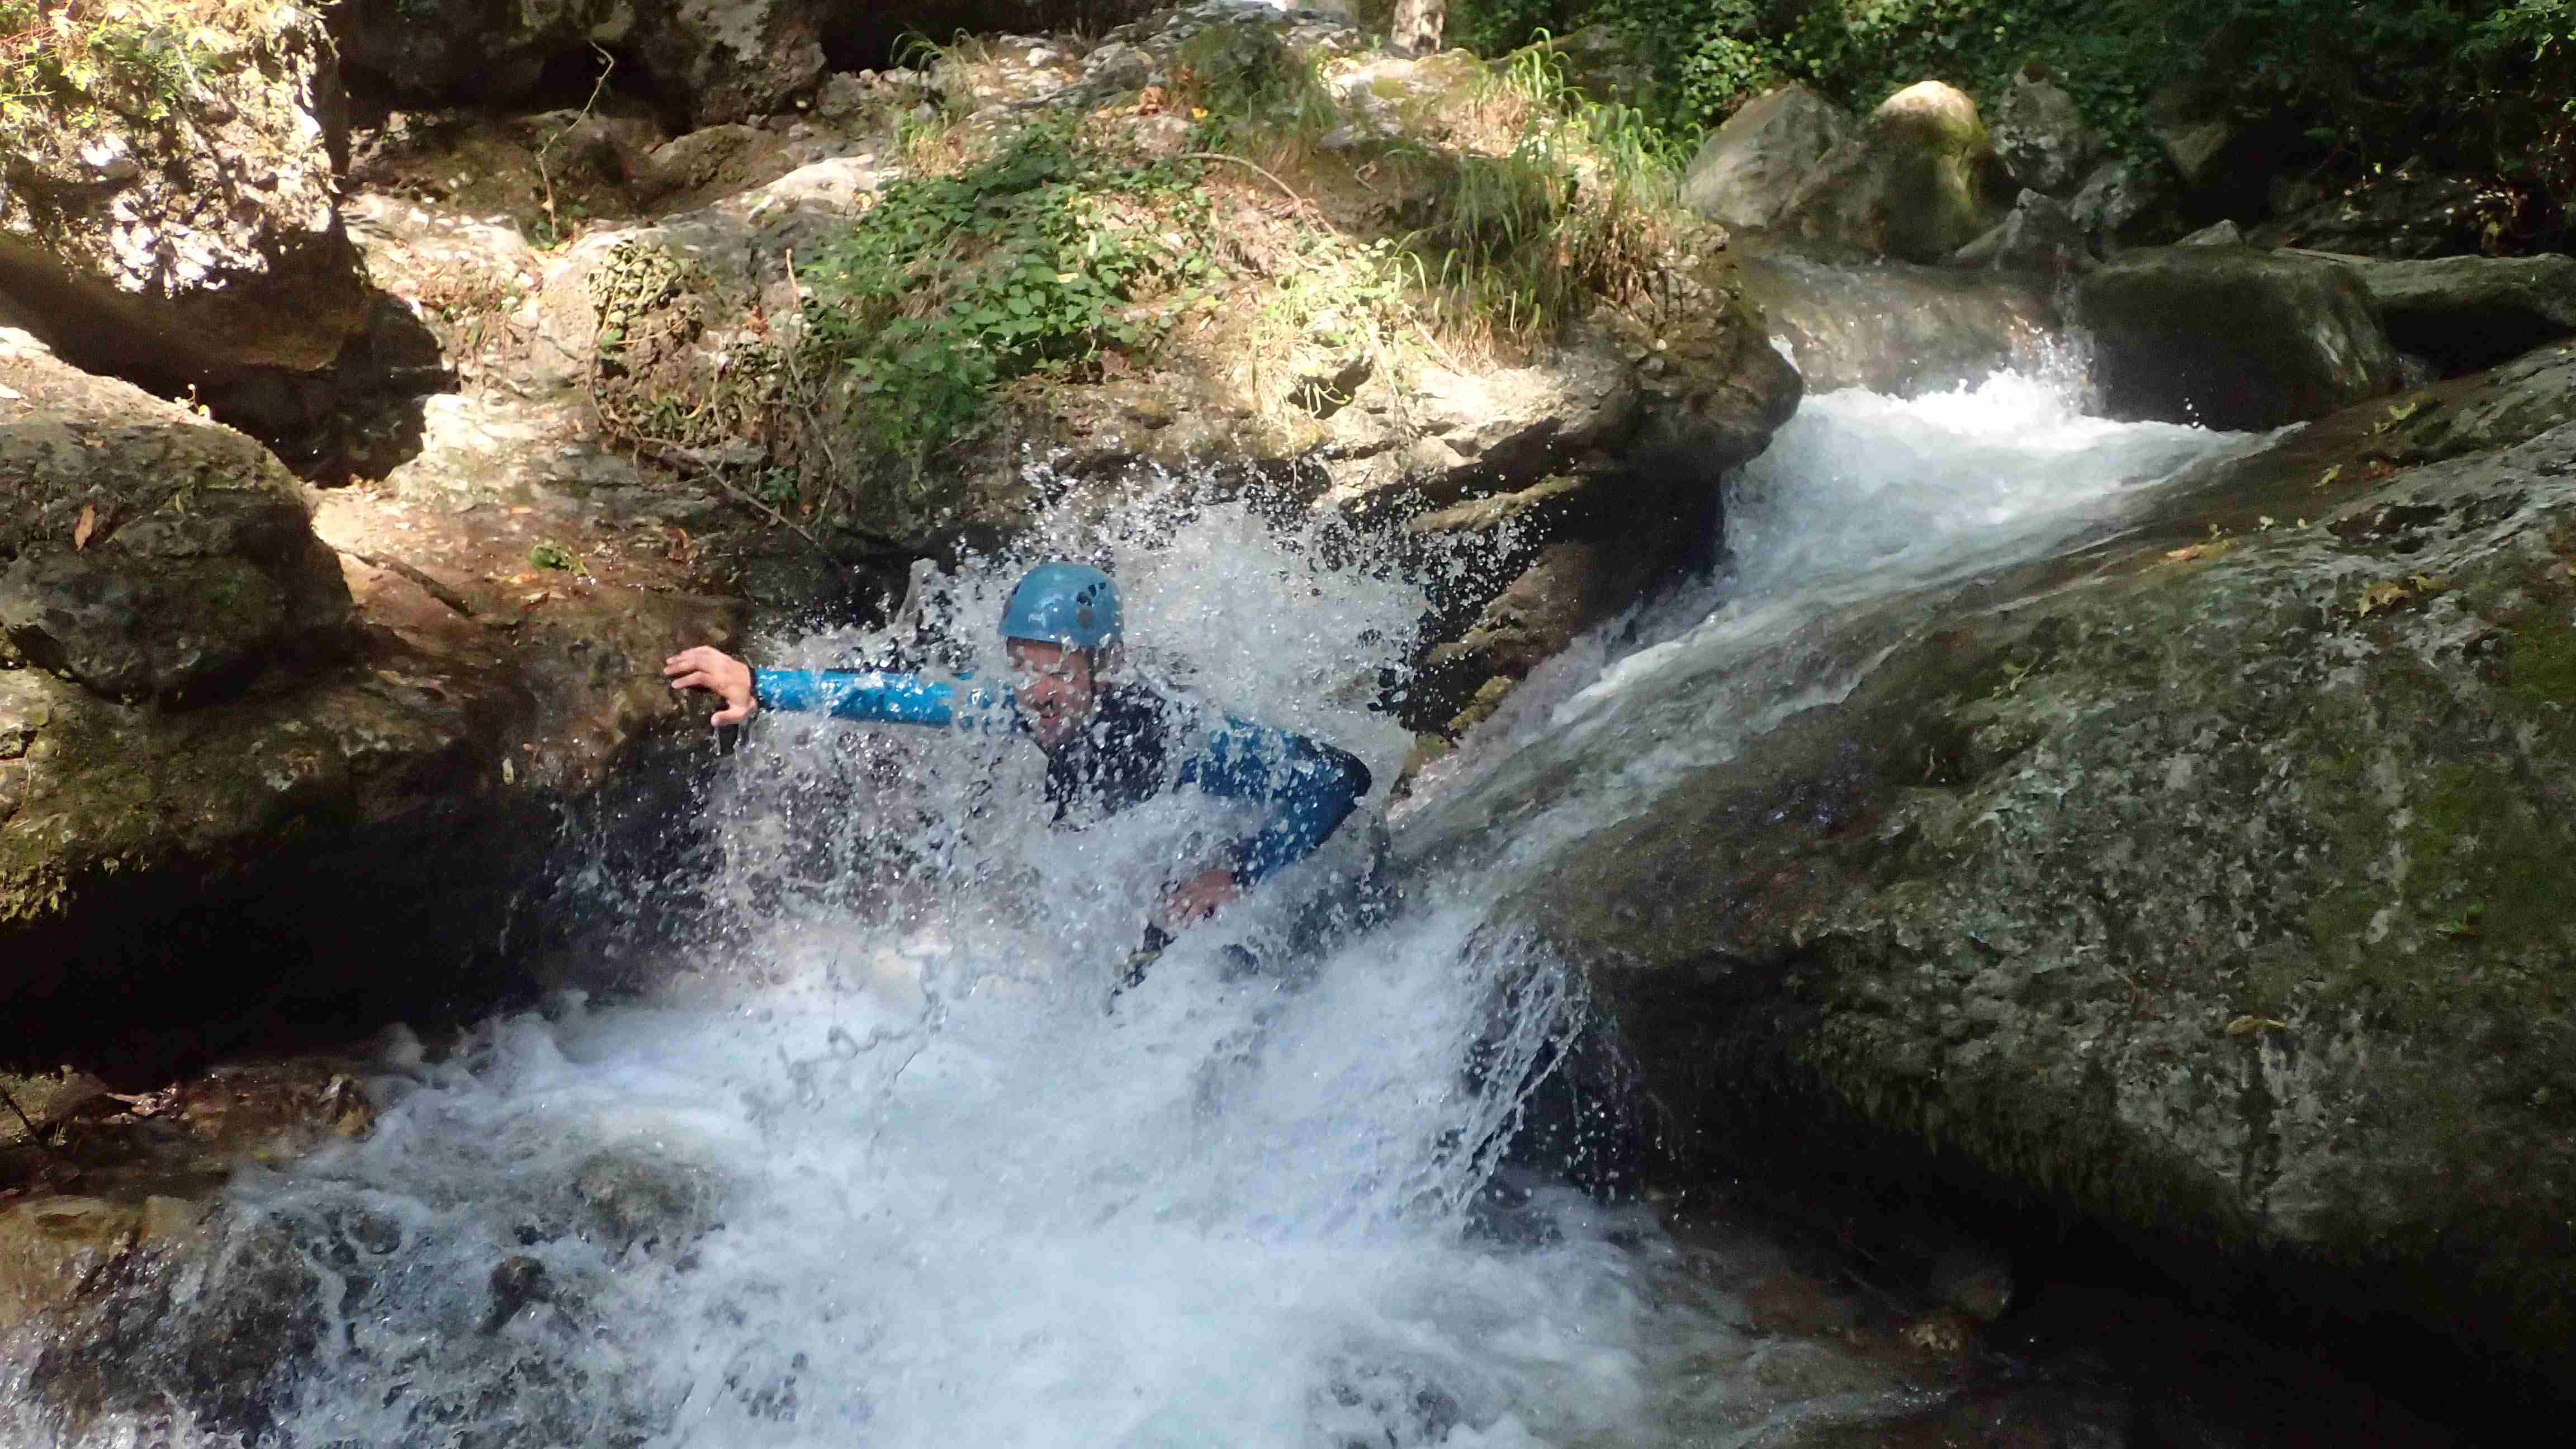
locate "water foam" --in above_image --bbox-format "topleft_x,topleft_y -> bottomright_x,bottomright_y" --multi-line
1401,361 -> 2268,835
4,371 -> 2262,1449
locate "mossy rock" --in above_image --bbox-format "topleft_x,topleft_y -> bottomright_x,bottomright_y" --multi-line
0,342 -> 351,704
1475,366 -> 2576,1395
1778,81 -> 2011,264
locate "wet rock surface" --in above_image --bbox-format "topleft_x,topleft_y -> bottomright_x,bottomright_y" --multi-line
2076,245 -> 2403,428
1467,342 -> 2576,1402
572,1148 -> 721,1252
1,1054 -> 372,1336
1740,252 -> 2056,397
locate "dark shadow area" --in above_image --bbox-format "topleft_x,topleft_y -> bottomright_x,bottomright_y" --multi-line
0,247 -> 448,486
1540,1013 -> 2555,1448
0,739 -> 721,1093
209,295 -> 449,484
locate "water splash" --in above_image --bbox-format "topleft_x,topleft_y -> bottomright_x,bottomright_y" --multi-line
1402,361 -> 2269,830
4,370 -> 2264,1449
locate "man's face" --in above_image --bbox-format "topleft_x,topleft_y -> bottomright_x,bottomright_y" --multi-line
1006,638 -> 1097,752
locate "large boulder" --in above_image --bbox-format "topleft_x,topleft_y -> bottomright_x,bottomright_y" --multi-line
1987,69 -> 2097,197
2074,246 -> 2403,429
330,0 -> 831,127
1469,358 -> 2576,1400
0,5 -> 368,395
2319,252 -> 2576,375
0,330 -> 742,1077
0,337 -> 352,704
1777,82 -> 2010,264
1681,84 -> 1854,231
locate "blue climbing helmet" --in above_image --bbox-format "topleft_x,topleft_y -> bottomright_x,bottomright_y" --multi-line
999,561 -> 1123,653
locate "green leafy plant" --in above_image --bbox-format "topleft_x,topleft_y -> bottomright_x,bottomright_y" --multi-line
794,119 -> 1216,475
1452,0 -> 2576,245
0,0 -> 227,145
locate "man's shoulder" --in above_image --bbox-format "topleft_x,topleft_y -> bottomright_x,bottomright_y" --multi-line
1098,679 -> 1198,727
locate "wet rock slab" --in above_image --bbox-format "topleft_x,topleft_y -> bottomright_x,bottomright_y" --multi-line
1452,338 -> 2576,1401
2076,245 -> 2403,428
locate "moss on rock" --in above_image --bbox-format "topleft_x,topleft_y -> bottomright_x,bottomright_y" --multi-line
1490,380 -> 2576,1391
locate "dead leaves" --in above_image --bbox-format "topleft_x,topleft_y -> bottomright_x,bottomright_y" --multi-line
2353,572 -> 2449,618
71,501 -> 96,550
2224,1014 -> 2288,1038
2371,396 -> 2433,435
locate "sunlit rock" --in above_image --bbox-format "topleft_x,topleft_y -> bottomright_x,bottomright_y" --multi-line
0,338 -> 352,704
1682,84 -> 1855,233
1777,81 -> 2011,265
0,6 -> 366,397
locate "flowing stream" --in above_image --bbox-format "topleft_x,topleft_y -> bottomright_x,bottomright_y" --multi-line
1,353 -> 2270,1448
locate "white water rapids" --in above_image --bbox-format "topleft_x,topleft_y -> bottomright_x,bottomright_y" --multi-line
2,357 -> 2262,1449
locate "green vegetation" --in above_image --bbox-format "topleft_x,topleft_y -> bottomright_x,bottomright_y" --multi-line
794,116 -> 1216,478
1390,41 -> 1687,344
1453,0 -> 2576,241
0,0 -> 234,146
775,21 -> 1696,519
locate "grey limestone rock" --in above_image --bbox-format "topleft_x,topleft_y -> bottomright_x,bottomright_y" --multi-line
1682,84 -> 1855,232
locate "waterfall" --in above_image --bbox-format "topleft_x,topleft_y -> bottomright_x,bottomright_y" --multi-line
1,359 -> 2261,1449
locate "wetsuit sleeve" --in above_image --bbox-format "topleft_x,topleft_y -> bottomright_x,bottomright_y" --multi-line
1177,716 -> 1373,887
751,669 -> 1009,732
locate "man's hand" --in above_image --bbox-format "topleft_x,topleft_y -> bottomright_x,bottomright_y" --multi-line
663,645 -> 757,726
1157,866 -> 1242,930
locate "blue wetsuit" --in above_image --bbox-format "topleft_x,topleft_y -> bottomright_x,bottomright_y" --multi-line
751,669 -> 1372,887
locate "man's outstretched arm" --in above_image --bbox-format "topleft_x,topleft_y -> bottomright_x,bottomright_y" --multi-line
750,667 -> 963,726
664,646 -> 1001,730
1181,717 -> 1374,887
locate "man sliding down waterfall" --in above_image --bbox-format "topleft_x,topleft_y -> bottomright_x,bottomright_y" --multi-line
662,561 -> 1376,986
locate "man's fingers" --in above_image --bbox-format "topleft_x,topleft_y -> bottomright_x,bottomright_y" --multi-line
709,702 -> 752,726
667,669 -> 718,693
